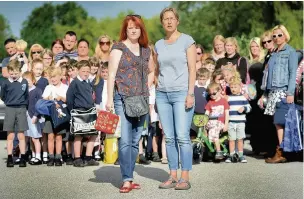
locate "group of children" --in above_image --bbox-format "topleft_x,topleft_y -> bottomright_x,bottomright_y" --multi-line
193,58 -> 252,163
0,55 -> 109,168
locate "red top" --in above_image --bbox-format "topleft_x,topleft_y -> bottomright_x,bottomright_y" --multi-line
205,98 -> 229,124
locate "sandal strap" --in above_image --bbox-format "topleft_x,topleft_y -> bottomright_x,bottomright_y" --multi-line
168,176 -> 178,183
178,178 -> 189,183
178,178 -> 191,185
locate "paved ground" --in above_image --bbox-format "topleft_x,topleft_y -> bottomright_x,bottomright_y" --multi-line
0,140 -> 303,199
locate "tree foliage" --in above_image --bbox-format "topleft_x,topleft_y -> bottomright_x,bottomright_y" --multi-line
0,14 -> 13,58
21,2 -> 89,50
171,1 -> 303,57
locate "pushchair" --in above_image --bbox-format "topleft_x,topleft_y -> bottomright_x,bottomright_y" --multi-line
191,114 -> 229,163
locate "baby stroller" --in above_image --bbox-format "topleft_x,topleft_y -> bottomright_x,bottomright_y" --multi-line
191,114 -> 229,163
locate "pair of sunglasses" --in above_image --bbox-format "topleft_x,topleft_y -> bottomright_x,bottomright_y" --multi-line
262,40 -> 272,45
126,14 -> 141,19
209,90 -> 219,96
32,51 -> 41,54
99,41 -> 110,46
272,34 -> 283,39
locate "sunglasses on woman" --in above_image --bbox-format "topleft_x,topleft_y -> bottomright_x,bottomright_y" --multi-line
126,14 -> 141,19
32,51 -> 41,54
272,34 -> 283,39
262,40 -> 272,45
99,41 -> 110,46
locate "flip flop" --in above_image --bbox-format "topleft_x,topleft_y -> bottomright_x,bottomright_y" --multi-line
119,186 -> 132,193
131,182 -> 141,189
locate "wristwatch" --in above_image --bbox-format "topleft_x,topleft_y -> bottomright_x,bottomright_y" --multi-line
188,93 -> 195,97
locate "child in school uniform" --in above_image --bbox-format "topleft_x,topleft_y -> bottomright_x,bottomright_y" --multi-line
42,67 -> 69,166
0,59 -> 29,167
88,57 -> 100,83
22,71 -> 43,165
33,59 -> 48,93
91,62 -> 106,161
59,62 -> 69,85
31,58 -> 49,163
191,68 -> 210,139
67,59 -> 78,85
67,60 -> 99,167
147,83 -> 162,162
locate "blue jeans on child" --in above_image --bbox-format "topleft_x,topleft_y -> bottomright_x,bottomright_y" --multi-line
114,92 -> 146,182
156,90 -> 194,171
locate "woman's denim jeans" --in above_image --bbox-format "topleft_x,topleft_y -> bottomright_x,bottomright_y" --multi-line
114,92 -> 146,182
156,90 -> 194,171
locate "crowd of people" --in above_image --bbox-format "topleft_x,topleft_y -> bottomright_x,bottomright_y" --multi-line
0,7 -> 303,192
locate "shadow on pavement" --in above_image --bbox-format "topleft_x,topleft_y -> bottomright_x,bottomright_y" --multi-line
89,166 -> 122,188
135,165 -> 169,182
89,165 -> 169,188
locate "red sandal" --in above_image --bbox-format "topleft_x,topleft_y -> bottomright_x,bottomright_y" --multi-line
119,186 -> 132,193
131,182 -> 141,189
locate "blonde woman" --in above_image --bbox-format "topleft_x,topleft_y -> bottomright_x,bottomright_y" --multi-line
258,25 -> 298,164
216,37 -> 248,84
40,49 -> 54,68
246,37 -> 267,156
28,44 -> 44,71
248,37 -> 265,64
211,35 -> 226,61
94,35 -> 112,63
260,31 -> 276,69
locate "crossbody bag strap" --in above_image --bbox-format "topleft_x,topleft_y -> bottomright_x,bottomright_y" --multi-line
140,46 -> 144,94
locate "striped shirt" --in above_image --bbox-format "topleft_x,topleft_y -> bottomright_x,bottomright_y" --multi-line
228,94 -> 251,122
55,50 -> 78,62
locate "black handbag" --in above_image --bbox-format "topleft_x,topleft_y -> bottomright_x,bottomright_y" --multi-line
122,46 -> 149,118
70,107 -> 98,135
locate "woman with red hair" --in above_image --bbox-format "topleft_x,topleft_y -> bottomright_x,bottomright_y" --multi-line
106,14 -> 155,193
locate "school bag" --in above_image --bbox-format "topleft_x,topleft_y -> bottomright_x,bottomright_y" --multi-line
50,100 -> 70,130
35,99 -> 54,116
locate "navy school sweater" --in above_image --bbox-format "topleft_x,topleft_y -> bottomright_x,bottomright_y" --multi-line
194,85 -> 208,114
0,78 -> 29,107
28,86 -> 42,118
36,77 -> 48,93
92,78 -> 104,105
66,77 -> 94,111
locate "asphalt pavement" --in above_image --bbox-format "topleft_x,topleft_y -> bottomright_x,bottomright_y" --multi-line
0,140 -> 303,199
